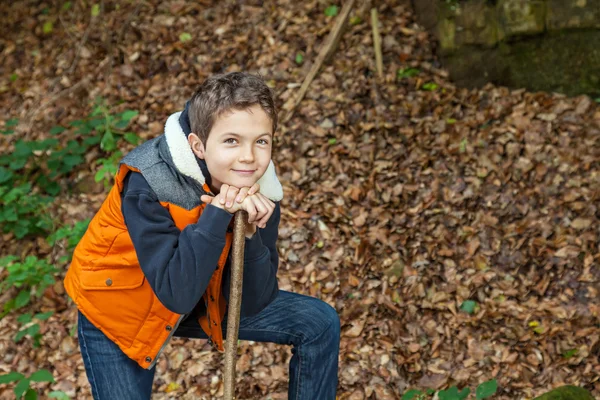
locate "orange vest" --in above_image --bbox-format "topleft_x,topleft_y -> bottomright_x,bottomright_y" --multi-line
64,164 -> 231,369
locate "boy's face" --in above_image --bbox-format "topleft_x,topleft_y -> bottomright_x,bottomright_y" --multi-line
190,104 -> 273,193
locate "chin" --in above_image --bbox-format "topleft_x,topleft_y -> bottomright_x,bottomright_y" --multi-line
226,177 -> 259,189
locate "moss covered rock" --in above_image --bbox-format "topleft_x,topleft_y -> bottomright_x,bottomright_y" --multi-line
412,0 -> 600,96
533,385 -> 595,400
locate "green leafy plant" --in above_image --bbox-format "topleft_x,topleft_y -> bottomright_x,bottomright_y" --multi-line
88,97 -> 140,152
1,118 -> 18,135
295,53 -> 304,65
421,82 -> 439,91
0,256 -> 58,317
460,300 -> 478,314
94,151 -> 122,189
0,183 -> 53,238
397,68 -> 420,79
0,369 -> 67,399
562,348 -> 579,359
91,3 -> 100,17
403,379 -> 497,400
43,21 -> 53,34
0,102 -> 137,240
179,32 -> 192,43
15,311 -> 53,347
325,5 -> 339,17
47,219 -> 90,263
350,16 -> 362,25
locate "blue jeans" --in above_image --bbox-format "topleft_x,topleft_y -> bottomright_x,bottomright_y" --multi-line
78,290 -> 340,399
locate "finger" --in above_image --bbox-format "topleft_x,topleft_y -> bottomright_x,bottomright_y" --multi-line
200,194 -> 213,204
256,197 -> 273,228
245,199 -> 258,223
254,194 -> 275,228
250,195 -> 269,226
236,187 -> 250,203
248,182 -> 260,196
225,186 -> 239,208
219,184 -> 229,205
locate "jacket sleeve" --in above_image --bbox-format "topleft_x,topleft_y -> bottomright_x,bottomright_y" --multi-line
222,202 -> 280,317
121,171 -> 233,314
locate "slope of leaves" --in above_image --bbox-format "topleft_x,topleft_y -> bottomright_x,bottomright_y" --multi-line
0,1 -> 599,399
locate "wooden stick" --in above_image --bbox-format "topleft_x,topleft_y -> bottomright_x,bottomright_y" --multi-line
223,210 -> 248,400
282,0 -> 356,123
371,8 -> 384,79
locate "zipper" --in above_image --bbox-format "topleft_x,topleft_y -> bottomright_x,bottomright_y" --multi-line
147,313 -> 187,370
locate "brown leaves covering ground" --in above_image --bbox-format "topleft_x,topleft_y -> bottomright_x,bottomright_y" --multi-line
1,0 -> 600,399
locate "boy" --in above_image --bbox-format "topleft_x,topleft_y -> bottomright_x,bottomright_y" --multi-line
64,72 -> 340,399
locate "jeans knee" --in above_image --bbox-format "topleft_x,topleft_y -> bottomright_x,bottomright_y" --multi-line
318,301 -> 340,343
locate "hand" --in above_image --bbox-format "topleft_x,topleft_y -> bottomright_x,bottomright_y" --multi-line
200,183 -> 260,212
237,192 -> 275,229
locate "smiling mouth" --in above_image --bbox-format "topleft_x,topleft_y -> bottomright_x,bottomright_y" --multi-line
232,169 -> 256,174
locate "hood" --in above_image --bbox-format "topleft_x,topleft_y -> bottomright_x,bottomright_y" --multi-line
163,107 -> 284,202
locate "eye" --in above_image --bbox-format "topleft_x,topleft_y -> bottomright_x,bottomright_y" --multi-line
224,138 -> 237,144
257,139 -> 269,145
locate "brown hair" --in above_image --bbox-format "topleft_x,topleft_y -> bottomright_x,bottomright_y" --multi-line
188,72 -> 277,144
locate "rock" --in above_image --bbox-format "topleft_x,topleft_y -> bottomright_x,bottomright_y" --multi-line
320,118 -> 334,129
533,385 -> 595,400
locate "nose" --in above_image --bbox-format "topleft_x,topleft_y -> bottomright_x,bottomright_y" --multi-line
239,144 -> 255,163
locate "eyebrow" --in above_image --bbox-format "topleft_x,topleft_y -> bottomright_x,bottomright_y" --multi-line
221,132 -> 272,138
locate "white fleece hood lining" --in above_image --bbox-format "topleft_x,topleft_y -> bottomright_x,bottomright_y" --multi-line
164,112 -> 283,202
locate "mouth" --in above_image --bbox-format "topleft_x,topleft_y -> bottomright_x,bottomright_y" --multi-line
232,169 -> 257,176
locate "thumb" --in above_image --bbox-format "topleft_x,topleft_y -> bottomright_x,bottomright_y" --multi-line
200,194 -> 213,204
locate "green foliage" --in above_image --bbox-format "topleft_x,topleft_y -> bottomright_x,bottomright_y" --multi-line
562,348 -> 578,359
397,68 -> 420,79
94,151 -> 122,189
15,312 -> 53,347
0,183 -> 53,238
295,53 -> 304,65
91,4 -> 100,17
460,300 -> 478,314
325,5 -> 339,17
0,100 -> 138,239
89,97 -> 140,152
349,16 -> 362,25
179,32 -> 192,43
49,391 -> 70,400
403,380 -> 497,400
0,256 -> 58,317
0,369 -> 58,399
421,82 -> 439,91
475,380 -> 497,399
43,21 -> 53,34
47,219 -> 90,262
1,118 -> 18,135
439,387 -> 470,400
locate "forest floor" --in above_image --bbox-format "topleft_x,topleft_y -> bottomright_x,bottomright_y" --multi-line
1,0 -> 599,399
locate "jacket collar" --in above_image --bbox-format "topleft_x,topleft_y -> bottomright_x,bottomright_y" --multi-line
163,111 -> 284,202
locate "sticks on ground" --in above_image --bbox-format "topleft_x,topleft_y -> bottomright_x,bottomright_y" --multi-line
282,0 -> 356,123
371,8 -> 384,80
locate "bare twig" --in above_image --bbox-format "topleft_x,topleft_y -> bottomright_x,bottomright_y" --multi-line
223,210 -> 248,400
371,8 -> 384,79
25,78 -> 91,130
282,0 -> 356,123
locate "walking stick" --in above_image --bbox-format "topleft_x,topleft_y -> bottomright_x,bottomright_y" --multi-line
224,210 -> 248,400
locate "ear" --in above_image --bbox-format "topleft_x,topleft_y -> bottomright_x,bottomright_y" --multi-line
188,133 -> 206,159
